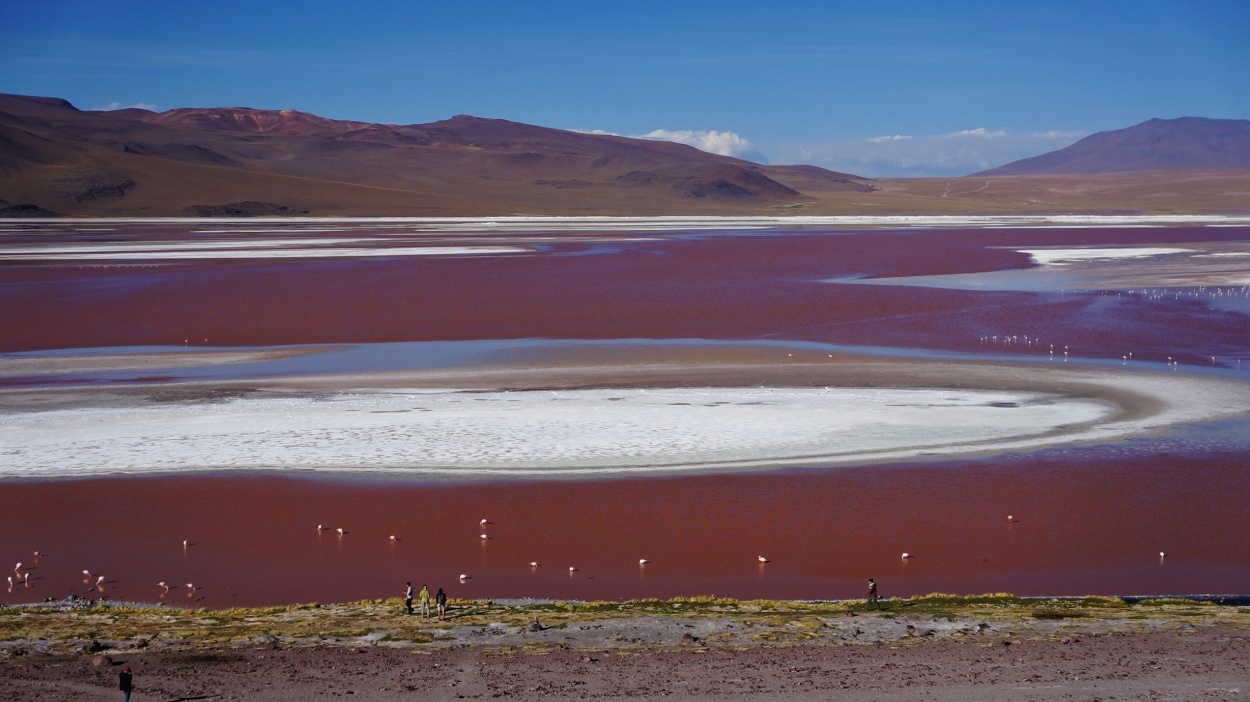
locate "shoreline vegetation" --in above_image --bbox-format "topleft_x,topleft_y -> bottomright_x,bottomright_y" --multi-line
7,595 -> 1248,701
5,594 -> 1247,655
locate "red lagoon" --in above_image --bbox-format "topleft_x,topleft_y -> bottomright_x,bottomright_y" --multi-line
1,221 -> 1248,606
1,448 -> 1247,607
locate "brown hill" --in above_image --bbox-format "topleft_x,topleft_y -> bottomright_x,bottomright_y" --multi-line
0,94 -> 872,217
974,117 -> 1250,176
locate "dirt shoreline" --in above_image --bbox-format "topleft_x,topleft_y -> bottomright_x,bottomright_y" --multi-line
4,597 -> 1248,701
0,345 -> 347,378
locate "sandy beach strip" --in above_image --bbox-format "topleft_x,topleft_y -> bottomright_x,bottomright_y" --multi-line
0,345 -> 348,378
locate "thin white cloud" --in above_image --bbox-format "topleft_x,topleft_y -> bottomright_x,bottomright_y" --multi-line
94,101 -> 159,112
639,129 -> 755,158
571,127 -> 763,161
764,128 -> 1087,177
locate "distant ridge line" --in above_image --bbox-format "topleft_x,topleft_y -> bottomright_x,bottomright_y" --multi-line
974,116 -> 1250,175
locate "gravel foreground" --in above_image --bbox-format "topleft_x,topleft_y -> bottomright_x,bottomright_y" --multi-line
3,597 -> 1248,701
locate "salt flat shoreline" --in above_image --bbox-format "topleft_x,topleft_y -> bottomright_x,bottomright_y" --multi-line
3,348 -> 1248,480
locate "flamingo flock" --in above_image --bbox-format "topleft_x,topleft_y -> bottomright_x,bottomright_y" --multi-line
3,511 -> 1182,605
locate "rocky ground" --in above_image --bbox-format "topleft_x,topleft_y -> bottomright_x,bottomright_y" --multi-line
2,596 -> 1248,700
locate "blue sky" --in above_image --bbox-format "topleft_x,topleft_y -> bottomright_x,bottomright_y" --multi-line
3,0 -> 1247,176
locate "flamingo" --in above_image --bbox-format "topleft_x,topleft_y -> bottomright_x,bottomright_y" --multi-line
480,519 -> 490,525
336,528 -> 345,535
317,524 -> 326,532
480,534 -> 490,540
568,566 -> 578,572
758,556 -> 769,563
158,582 -> 170,593
459,574 -> 469,582
530,562 -> 540,568
1007,515 -> 1014,521
639,559 -> 650,565
389,535 -> 397,542
901,552 -> 912,559
185,583 -> 196,593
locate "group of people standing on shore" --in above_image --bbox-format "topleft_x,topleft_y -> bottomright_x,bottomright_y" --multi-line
404,582 -> 447,620
401,579 -> 882,617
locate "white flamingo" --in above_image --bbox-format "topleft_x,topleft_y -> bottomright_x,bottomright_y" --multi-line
639,559 -> 649,565
758,556 -> 769,563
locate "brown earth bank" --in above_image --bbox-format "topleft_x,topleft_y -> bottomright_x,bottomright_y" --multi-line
4,613 -> 1248,701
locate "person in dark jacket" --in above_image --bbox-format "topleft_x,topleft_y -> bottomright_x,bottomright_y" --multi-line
119,666 -> 133,702
436,587 -> 448,620
404,582 -> 414,615
865,578 -> 882,611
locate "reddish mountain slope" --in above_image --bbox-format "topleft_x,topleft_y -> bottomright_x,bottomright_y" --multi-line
129,106 -> 372,136
0,94 -> 875,216
974,117 -> 1250,175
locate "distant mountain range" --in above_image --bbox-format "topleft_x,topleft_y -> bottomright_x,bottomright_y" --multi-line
2,94 -> 1248,217
974,117 -> 1250,176
0,94 -> 870,217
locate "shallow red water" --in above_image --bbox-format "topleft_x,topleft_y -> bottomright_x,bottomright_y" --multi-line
1,223 -> 1248,606
1,447 -> 1247,607
3,226 -> 1247,365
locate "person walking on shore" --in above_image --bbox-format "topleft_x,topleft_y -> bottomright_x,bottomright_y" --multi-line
404,582 -> 414,615
436,587 -> 447,620
865,578 -> 881,611
419,584 -> 431,619
119,666 -> 133,702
